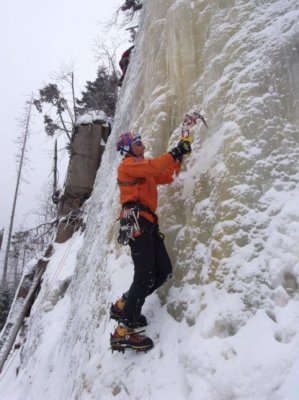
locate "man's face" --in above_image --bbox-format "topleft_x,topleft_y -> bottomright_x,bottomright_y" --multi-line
131,139 -> 145,158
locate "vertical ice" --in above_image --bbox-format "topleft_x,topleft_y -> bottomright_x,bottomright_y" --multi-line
1,1 -> 299,399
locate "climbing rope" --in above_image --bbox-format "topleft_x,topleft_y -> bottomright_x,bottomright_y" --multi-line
30,233 -> 77,324
0,232 -> 78,378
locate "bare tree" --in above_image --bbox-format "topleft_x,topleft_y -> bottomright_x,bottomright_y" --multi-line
51,65 -> 77,126
10,230 -> 34,290
32,182 -> 57,251
104,0 -> 143,29
1,97 -> 33,288
93,37 -> 121,78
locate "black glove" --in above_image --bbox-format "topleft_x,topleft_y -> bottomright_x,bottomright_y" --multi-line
169,140 -> 192,161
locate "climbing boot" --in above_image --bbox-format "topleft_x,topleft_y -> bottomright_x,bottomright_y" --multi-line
110,297 -> 147,328
110,324 -> 153,353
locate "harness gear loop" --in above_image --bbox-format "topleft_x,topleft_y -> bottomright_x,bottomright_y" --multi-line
117,202 -> 158,246
118,206 -> 142,245
122,202 -> 158,223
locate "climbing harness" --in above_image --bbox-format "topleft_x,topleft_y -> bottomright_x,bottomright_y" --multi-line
117,202 -> 158,245
123,202 -> 158,222
118,206 -> 142,245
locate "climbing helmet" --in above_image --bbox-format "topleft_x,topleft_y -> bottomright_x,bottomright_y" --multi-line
117,131 -> 141,154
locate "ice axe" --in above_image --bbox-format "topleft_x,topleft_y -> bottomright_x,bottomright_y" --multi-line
179,111 -> 208,157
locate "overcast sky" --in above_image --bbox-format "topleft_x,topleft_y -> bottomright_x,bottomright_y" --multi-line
0,0 -> 130,244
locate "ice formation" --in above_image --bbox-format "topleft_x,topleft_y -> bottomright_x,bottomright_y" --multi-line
1,1 -> 299,399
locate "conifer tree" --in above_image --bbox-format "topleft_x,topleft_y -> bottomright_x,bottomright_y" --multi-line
33,68 -> 77,145
33,83 -> 72,143
121,0 -> 142,12
0,287 -> 12,331
77,65 -> 118,117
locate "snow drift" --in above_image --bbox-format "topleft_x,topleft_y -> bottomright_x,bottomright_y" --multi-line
1,0 -> 299,399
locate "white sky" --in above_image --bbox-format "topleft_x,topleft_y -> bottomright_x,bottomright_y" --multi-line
0,0 -> 129,242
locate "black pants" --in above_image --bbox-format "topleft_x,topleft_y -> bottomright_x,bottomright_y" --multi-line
123,217 -> 172,324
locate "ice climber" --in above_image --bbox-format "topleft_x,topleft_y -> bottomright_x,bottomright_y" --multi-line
118,45 -> 134,87
110,131 -> 191,352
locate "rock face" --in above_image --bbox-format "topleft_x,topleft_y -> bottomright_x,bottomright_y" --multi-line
1,1 -> 299,399
58,122 -> 110,217
56,122 -> 110,243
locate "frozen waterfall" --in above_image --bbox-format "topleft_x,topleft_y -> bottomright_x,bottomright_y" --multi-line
1,1 -> 299,399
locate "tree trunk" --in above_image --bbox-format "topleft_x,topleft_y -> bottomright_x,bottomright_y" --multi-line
53,139 -> 58,195
1,97 -> 33,287
0,229 -> 4,253
71,72 -> 77,124
0,260 -> 48,373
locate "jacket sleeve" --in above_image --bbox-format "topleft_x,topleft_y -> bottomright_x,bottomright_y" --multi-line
121,153 -> 176,178
155,161 -> 181,184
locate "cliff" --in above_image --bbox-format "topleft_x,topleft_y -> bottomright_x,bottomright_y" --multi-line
1,1 -> 299,399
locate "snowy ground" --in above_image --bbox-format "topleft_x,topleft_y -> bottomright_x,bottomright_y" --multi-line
1,0 -> 299,399
2,227 -> 299,400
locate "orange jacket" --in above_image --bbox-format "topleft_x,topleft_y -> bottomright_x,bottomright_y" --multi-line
118,153 -> 180,222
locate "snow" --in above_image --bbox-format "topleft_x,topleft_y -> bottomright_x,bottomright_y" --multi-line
1,0 -> 299,399
76,110 -> 110,126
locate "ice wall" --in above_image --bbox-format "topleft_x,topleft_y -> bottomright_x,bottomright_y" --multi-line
118,0 -> 299,320
1,1 -> 299,399
159,0 -> 299,309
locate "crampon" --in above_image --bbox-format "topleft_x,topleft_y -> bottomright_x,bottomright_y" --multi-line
110,300 -> 148,328
110,327 -> 154,354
